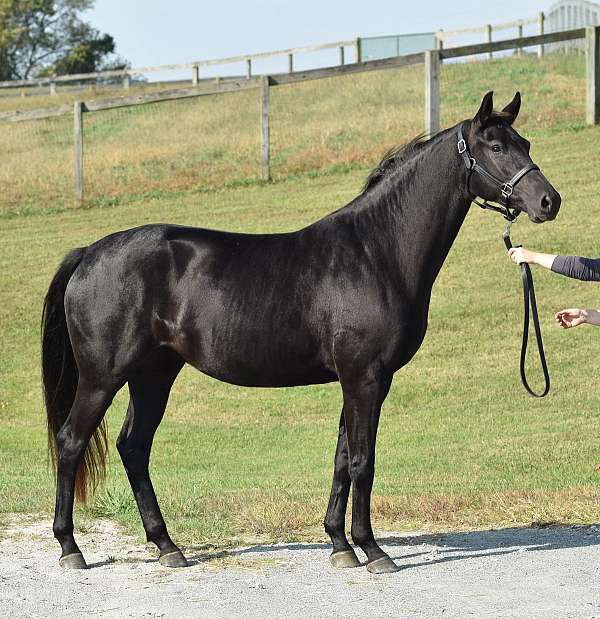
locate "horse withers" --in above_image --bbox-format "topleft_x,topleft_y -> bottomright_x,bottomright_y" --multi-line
42,92 -> 560,573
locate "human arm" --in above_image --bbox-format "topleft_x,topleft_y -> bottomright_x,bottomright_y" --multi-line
555,308 -> 600,328
507,247 -> 556,269
508,248 -> 600,282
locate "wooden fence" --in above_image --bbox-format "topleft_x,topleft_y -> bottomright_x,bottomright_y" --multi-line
0,11 -> 549,96
436,13 -> 544,58
0,38 -> 358,94
1,26 -> 598,203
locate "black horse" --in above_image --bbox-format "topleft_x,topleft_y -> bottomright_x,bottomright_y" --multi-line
42,92 -> 560,573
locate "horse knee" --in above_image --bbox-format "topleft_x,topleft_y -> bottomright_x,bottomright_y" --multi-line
348,457 -> 374,485
56,429 -> 86,470
116,436 -> 148,473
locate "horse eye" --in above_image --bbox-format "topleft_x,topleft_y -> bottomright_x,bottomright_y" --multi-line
492,144 -> 502,153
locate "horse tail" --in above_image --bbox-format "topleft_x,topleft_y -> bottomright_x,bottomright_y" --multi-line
42,247 -> 107,503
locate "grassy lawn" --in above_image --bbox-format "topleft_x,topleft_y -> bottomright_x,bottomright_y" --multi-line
2,119 -> 600,547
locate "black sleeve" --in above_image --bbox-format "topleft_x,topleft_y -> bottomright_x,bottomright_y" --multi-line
551,255 -> 600,282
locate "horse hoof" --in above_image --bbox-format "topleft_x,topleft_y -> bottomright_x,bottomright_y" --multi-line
159,550 -> 188,568
366,555 -> 401,574
330,549 -> 361,569
59,552 -> 88,569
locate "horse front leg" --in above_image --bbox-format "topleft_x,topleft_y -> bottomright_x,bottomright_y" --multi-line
341,366 -> 400,574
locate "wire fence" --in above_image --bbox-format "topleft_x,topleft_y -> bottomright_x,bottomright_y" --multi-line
0,81 -> 174,114
1,115 -> 73,209
0,27 -> 597,214
84,90 -> 260,204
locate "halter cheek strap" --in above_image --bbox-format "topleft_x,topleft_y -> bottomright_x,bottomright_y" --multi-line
457,123 -> 539,222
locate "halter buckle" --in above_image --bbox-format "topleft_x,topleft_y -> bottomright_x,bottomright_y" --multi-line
457,139 -> 467,154
501,183 -> 513,199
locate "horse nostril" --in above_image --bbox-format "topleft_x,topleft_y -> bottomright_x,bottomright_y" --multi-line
541,195 -> 552,211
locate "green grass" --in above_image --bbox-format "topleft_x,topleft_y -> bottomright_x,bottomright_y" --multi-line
2,122 -> 600,547
0,53 -> 587,214
1,50 -> 600,547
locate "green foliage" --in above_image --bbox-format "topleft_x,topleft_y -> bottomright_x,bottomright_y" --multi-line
0,0 -> 127,80
43,31 -> 125,76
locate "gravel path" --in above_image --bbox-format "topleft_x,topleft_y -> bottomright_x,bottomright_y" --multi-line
2,516 -> 600,618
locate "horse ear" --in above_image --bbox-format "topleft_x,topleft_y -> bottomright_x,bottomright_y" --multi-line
502,91 -> 521,125
473,91 -> 494,129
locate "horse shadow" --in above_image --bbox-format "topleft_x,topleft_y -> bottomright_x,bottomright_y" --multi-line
182,524 -> 600,570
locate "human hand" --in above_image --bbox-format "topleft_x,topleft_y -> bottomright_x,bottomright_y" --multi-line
555,308 -> 588,329
508,247 -> 536,265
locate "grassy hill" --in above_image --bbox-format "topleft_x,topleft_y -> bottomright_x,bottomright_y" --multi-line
0,53 -> 587,215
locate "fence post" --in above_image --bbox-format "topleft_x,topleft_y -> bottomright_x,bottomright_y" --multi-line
486,24 -> 493,60
123,74 -> 131,90
288,53 -> 293,73
436,30 -> 444,65
586,26 -> 600,125
517,21 -> 523,56
246,58 -> 252,78
538,12 -> 545,58
261,75 -> 270,181
339,45 -> 345,66
73,101 -> 84,204
424,50 -> 440,135
355,37 -> 362,63
192,64 -> 199,85
50,81 -> 56,97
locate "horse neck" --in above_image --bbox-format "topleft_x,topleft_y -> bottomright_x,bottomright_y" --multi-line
354,129 -> 471,295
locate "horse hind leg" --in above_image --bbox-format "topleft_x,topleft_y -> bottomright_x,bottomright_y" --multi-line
116,347 -> 187,567
324,409 -> 360,568
53,379 -> 119,569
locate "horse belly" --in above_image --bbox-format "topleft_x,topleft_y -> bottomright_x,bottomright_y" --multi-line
175,306 -> 336,388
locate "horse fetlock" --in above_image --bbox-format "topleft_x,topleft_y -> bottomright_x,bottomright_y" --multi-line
323,518 -> 343,537
53,521 -> 74,542
350,527 -> 377,549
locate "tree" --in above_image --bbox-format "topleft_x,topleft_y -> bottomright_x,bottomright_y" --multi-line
0,0 -> 128,81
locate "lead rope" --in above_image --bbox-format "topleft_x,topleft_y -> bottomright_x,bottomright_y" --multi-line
502,221 -> 550,397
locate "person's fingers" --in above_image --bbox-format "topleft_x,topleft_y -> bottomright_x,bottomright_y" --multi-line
555,310 -> 575,328
556,308 -> 578,317
554,309 -> 587,329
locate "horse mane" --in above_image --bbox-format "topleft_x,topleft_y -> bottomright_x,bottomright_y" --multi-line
362,133 -> 431,193
362,111 -> 514,194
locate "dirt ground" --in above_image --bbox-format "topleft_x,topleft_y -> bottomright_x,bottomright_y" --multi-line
2,515 -> 600,618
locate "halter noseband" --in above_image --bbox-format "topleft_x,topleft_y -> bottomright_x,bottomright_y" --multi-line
457,122 -> 539,222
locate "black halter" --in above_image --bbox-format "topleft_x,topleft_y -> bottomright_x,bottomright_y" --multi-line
456,123 -> 550,398
457,123 -> 539,222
